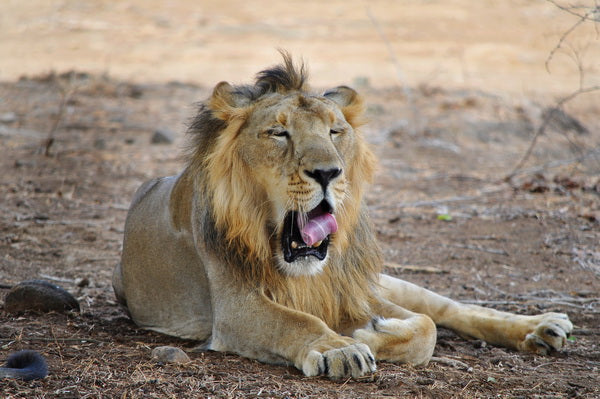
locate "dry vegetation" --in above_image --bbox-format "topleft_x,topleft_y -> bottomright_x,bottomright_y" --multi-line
1,71 -> 599,398
1,0 -> 600,397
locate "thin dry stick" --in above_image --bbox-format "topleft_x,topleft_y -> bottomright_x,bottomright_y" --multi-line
43,79 -> 77,156
508,147 -> 600,178
545,0 -> 599,22
452,243 -> 509,256
509,2 -> 600,181
384,262 -> 447,274
505,85 -> 600,181
430,356 -> 470,370
544,9 -> 594,73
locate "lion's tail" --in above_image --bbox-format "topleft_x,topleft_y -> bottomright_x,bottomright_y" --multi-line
0,350 -> 48,380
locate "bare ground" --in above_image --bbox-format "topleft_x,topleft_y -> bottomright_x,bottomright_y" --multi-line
0,70 -> 599,398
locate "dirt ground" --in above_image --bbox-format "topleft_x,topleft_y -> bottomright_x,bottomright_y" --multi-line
1,1 -> 600,398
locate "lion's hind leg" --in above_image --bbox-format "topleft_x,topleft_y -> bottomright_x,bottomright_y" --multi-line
378,274 -> 573,354
353,312 -> 436,366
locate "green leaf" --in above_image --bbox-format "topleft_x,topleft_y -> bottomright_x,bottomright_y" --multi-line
437,213 -> 453,221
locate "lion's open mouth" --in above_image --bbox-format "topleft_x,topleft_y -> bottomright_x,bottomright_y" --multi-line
281,200 -> 337,263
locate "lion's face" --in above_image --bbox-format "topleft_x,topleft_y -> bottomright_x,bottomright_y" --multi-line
202,78 -> 375,278
235,93 -> 357,275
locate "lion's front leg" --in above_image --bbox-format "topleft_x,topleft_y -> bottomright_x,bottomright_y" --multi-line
208,290 -> 375,380
352,312 -> 436,366
378,274 -> 573,354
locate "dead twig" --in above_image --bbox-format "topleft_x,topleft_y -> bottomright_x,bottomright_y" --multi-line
460,299 -> 522,306
507,2 -> 600,181
451,243 -> 509,256
544,6 -> 596,73
430,356 -> 471,371
545,0 -> 600,20
505,86 -> 600,181
384,262 -> 447,274
0,337 -> 108,344
391,186 -> 505,209
42,76 -> 78,156
507,146 -> 600,178
460,292 -> 600,310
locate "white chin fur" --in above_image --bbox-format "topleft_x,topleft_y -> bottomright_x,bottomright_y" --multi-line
276,255 -> 327,277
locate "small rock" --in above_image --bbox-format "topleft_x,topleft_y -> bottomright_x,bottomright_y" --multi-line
151,128 -> 174,144
473,339 -> 487,349
151,346 -> 190,364
93,138 -> 106,150
75,277 -> 90,288
416,377 -> 435,385
3,280 -> 80,314
0,112 -> 17,123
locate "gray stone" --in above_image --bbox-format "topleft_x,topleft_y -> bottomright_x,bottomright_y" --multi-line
3,280 -> 80,314
0,112 -> 17,123
151,346 -> 190,364
151,128 -> 174,144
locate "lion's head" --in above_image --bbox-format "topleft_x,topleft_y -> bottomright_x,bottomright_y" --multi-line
187,53 -> 376,279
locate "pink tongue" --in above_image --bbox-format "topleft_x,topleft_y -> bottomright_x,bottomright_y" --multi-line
297,213 -> 338,246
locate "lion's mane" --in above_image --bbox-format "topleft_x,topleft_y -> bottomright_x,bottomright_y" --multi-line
180,53 -> 382,330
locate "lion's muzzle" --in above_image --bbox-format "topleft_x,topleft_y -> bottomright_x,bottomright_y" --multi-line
281,200 -> 337,263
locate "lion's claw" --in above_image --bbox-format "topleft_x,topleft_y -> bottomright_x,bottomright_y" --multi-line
303,343 -> 376,379
519,313 -> 573,354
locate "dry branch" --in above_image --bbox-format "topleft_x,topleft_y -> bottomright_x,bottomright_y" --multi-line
452,244 -> 509,256
41,77 -> 79,156
505,86 -> 600,181
384,262 -> 447,274
431,356 -> 471,371
506,1 -> 600,181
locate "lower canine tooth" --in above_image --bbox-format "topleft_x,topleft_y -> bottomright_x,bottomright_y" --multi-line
312,240 -> 323,248
291,241 -> 299,249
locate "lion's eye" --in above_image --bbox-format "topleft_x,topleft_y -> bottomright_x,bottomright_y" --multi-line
330,129 -> 342,136
268,129 -> 289,138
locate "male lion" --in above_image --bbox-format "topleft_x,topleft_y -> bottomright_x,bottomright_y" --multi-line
113,53 -> 572,379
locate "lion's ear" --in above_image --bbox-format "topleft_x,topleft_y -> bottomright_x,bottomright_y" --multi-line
209,82 -> 248,121
323,86 -> 365,127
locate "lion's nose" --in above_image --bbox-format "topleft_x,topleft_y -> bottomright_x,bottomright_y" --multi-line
305,168 -> 342,189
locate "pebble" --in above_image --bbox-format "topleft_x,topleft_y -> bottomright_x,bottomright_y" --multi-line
151,128 -> 174,144
0,112 -> 17,123
93,138 -> 106,150
151,346 -> 190,364
3,280 -> 80,314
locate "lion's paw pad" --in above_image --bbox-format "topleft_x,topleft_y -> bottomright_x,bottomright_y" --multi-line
303,343 -> 376,379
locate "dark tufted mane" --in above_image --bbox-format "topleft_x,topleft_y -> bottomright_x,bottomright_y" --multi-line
230,51 -> 309,101
254,51 -> 308,94
186,51 -> 309,162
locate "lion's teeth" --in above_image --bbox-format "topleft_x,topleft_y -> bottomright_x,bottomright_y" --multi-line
312,240 -> 322,248
291,241 -> 299,249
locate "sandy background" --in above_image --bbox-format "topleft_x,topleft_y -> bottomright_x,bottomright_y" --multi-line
2,0 -> 599,96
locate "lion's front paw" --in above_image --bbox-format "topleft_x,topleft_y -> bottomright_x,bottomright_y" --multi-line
302,343 -> 376,380
519,313 -> 573,354
353,316 -> 436,366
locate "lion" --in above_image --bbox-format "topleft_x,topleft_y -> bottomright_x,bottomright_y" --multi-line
112,53 -> 573,379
